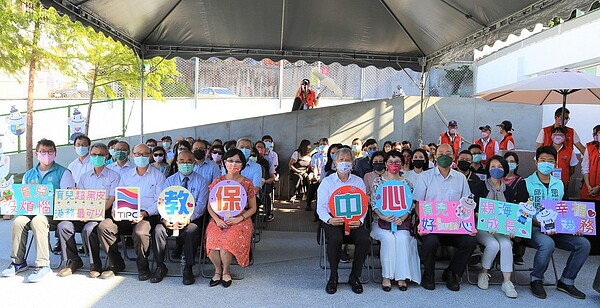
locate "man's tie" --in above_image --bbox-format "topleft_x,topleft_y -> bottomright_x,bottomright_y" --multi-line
182,176 -> 189,189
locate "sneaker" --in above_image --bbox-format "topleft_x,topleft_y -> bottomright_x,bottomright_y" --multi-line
502,281 -> 518,298
28,266 -> 51,283
530,280 -> 547,299
477,272 -> 490,290
57,259 -> 84,277
1,262 -> 28,277
557,281 -> 586,299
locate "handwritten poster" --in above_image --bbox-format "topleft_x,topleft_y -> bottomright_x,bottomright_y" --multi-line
114,187 -> 140,221
539,200 -> 596,235
328,185 -> 368,235
476,198 -> 534,239
418,198 -> 476,235
53,189 -> 106,221
1,184 -> 53,216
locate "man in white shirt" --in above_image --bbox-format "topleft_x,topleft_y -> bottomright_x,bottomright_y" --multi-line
106,141 -> 135,178
67,134 -> 92,185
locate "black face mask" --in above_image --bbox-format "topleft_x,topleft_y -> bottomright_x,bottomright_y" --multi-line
372,163 -> 385,171
457,160 -> 471,172
193,149 -> 206,160
412,159 -> 425,169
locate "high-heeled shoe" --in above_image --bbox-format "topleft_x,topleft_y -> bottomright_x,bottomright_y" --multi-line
209,273 -> 222,287
222,273 -> 232,288
398,281 -> 408,291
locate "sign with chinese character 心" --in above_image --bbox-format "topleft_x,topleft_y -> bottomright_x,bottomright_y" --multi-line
418,198 -> 476,235
114,187 -> 140,221
476,198 -> 534,239
209,180 -> 247,221
539,200 -> 596,235
1,184 -> 54,216
328,185 -> 368,235
53,189 -> 106,221
374,180 -> 412,232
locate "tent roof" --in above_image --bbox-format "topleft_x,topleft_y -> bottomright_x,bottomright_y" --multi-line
41,0 -> 598,70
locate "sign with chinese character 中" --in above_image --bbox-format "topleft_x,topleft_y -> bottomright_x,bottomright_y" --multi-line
328,185 -> 368,235
418,198 -> 476,235
53,189 -> 106,221
374,180 -> 412,232
476,198 -> 534,239
158,186 -> 195,226
0,184 -> 54,216
539,200 -> 596,235
209,180 -> 247,220
114,187 -> 140,221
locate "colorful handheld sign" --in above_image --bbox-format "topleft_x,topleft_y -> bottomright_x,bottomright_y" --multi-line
476,198 -> 534,239
114,187 -> 140,221
1,184 -> 54,216
374,180 -> 412,232
328,185 -> 368,235
418,197 -> 476,235
539,200 -> 596,235
53,189 -> 106,221
209,180 -> 247,220
158,186 -> 195,237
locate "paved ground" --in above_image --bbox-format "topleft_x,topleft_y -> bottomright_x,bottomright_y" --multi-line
0,203 -> 599,307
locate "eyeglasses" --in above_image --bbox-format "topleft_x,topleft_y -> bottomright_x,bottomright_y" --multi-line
212,151 -> 223,155
225,160 -> 243,165
38,151 -> 56,155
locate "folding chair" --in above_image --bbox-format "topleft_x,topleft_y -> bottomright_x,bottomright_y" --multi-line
319,223 -> 371,284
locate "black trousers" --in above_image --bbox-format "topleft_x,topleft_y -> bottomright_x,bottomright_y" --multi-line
420,233 -> 477,279
323,223 -> 370,278
306,182 -> 319,208
152,217 -> 203,267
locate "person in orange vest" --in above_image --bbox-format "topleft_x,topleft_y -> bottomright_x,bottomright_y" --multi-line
497,120 -> 515,151
550,126 -> 579,188
581,124 -> 600,255
536,107 -> 586,155
438,120 -> 461,158
475,125 -> 499,166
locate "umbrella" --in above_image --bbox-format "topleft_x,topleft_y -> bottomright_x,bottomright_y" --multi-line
312,71 -> 343,98
476,69 -> 600,126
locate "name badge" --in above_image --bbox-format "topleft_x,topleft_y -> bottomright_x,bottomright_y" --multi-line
476,173 -> 487,181
551,168 -> 562,180
480,154 -> 487,161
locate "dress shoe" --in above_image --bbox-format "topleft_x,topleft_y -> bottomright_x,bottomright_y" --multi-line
421,276 -> 435,290
209,273 -> 222,287
557,281 -> 586,299
326,275 -> 338,294
221,273 -> 232,288
348,275 -> 363,294
530,280 -> 547,299
150,265 -> 168,283
99,263 -> 125,279
182,267 -> 195,285
443,269 -> 460,291
57,259 -> 83,277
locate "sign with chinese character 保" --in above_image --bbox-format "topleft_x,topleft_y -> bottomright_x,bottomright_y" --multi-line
374,180 -> 412,232
476,198 -> 534,239
418,197 -> 476,235
53,189 -> 106,221
114,187 -> 140,221
539,200 -> 596,235
158,185 -> 195,225
209,180 -> 247,221
1,184 -> 54,216
328,185 -> 368,235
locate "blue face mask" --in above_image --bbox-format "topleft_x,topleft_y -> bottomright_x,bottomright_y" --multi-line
367,149 -> 376,157
134,156 -> 150,168
264,141 -> 273,150
75,146 -> 89,157
162,141 -> 171,149
240,148 -> 251,159
537,162 -> 554,175
508,162 -> 517,172
489,168 -> 504,179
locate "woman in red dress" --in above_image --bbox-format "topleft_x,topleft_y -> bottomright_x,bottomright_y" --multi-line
205,148 -> 257,287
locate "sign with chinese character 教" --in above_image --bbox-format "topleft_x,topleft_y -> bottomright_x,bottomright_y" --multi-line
114,187 -> 140,221
328,185 -> 368,235
476,198 -> 534,239
53,189 -> 106,221
1,184 -> 54,216
418,197 -> 476,235
158,185 -> 195,226
539,200 -> 596,235
209,180 -> 247,221
374,180 -> 412,232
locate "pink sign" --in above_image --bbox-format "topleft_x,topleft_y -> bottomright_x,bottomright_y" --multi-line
209,180 -> 248,220
418,197 -> 477,235
539,200 -> 596,235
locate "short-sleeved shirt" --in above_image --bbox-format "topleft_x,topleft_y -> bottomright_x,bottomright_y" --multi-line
412,167 -> 471,201
78,167 -> 121,198
193,159 -> 221,184
116,166 -> 165,216
67,155 -> 92,185
163,171 -> 209,221
106,160 -> 136,179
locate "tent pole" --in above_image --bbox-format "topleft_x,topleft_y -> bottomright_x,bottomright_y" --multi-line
278,60 -> 284,109
419,57 -> 426,145
561,91 -> 566,128
140,49 -> 145,143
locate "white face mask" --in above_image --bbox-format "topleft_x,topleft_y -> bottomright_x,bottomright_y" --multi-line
481,131 -> 489,138
336,161 -> 352,174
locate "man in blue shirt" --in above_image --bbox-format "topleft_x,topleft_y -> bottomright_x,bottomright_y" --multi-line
353,139 -> 378,178
192,139 -> 220,184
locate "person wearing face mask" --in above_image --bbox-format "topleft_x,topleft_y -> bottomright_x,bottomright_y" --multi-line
168,140 -> 192,177
305,138 -> 329,212
234,138 -> 264,194
351,137 -> 364,159
291,79 -> 320,111
354,138 -> 378,178
151,150 -> 209,285
456,150 -> 482,193
502,151 -> 527,265
497,120 -> 515,151
67,134 -> 92,185
317,147 -> 370,295
160,136 -> 175,163
438,120 -> 462,158
208,144 -> 225,169
106,141 -> 135,178
580,124 -> 600,256
412,143 -> 477,292
362,151 -> 386,198
145,138 -> 157,152
105,139 -> 119,166
474,125 -> 499,166
288,139 -> 312,202
261,135 -> 279,180
471,156 -> 518,298
151,146 -> 171,177
370,150 -> 421,291
56,143 -> 120,279
549,126 -> 579,188
515,146 -> 590,300
2,139 -> 76,282
468,144 -> 487,179
400,148 -> 412,173
205,149 -> 258,288
536,107 -> 586,155
403,148 -> 430,185
97,144 -> 166,281
254,141 -> 276,221
191,139 -> 220,184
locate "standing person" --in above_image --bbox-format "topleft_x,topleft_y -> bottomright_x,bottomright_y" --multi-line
403,148 -> 430,185
472,155 -> 518,298
370,150 -> 421,291
305,138 -> 329,212
106,141 -> 135,178
291,79 -> 320,111
517,146 -> 590,299
67,134 -> 92,185
438,120 -> 462,157
1,139 -> 76,282
498,120 -> 515,151
160,136 -> 175,162
475,125 -> 499,166
536,107 -> 586,154
151,146 -> 171,178
317,147 -> 370,294
205,149 -> 257,288
549,126 -> 579,188
580,124 -> 600,255
354,139 -> 378,178
413,144 -> 477,291
288,139 -> 312,202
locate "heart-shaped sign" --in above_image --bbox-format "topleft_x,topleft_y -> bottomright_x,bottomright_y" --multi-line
588,209 -> 596,218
